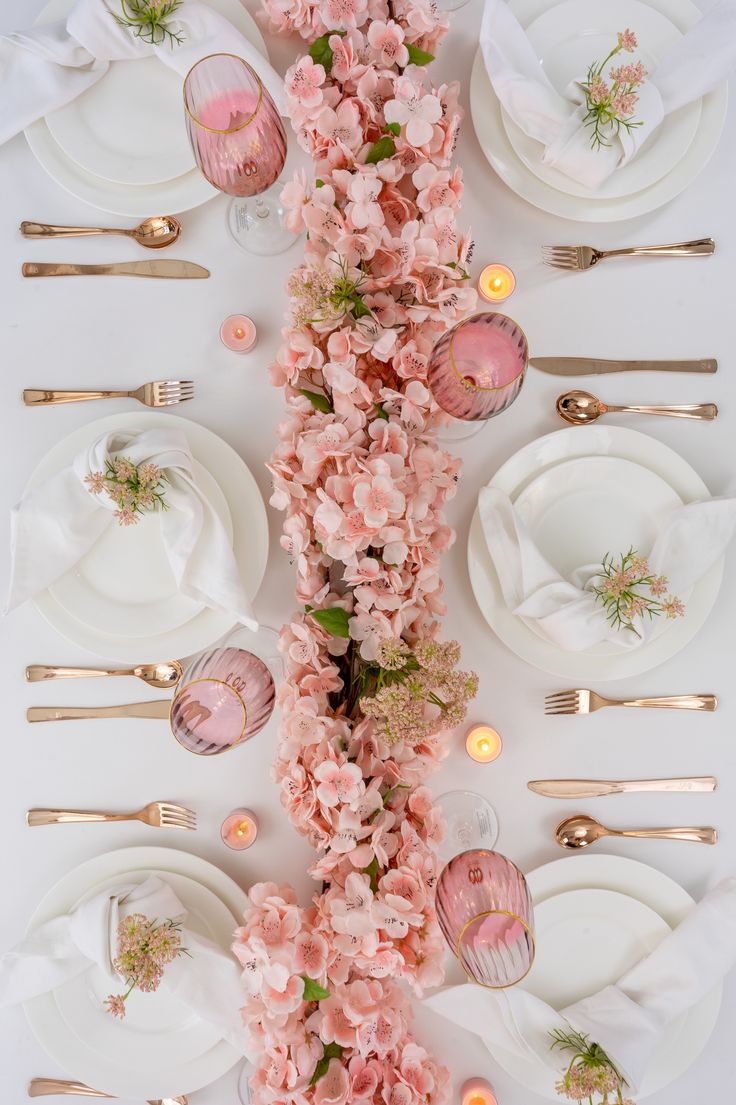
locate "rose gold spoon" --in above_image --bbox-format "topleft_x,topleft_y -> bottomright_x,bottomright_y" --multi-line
25,661 -> 183,689
20,215 -> 182,249
555,814 -> 717,849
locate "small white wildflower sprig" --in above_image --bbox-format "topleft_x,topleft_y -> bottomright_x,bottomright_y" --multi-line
550,1027 -> 635,1105
582,29 -> 647,150
112,0 -> 185,48
593,547 -> 685,638
105,913 -> 189,1020
85,456 -> 169,527
358,637 -> 478,745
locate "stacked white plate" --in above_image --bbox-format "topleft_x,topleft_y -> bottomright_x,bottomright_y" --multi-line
26,411 -> 269,662
25,0 -> 269,216
469,0 -> 728,220
24,847 -> 249,1099
467,425 -> 724,679
495,854 -> 722,1099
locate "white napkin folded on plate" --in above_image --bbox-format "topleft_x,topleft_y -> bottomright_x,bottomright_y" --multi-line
425,878 -> 736,1093
0,874 -> 247,1050
478,486 -> 736,651
0,0 -> 284,147
6,426 -> 257,629
480,0 -> 736,189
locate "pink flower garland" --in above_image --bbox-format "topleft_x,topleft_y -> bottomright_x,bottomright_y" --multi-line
233,0 -> 477,1101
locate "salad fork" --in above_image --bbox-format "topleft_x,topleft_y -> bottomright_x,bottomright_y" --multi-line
23,381 -> 193,407
542,237 -> 715,271
26,802 -> 196,829
545,690 -> 717,715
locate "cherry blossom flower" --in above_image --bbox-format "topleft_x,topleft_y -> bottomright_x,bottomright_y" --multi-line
385,80 -> 442,147
314,760 -> 365,807
367,20 -> 409,67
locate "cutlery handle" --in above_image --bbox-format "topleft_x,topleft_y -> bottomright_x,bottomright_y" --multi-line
22,263 -> 101,277
27,702 -> 167,721
27,809 -> 131,826
26,665 -> 130,681
20,222 -> 123,240
28,1079 -> 113,1097
23,389 -> 131,405
618,825 -> 718,844
605,402 -> 718,420
600,359 -> 718,374
619,777 -> 718,793
603,238 -> 716,259
617,694 -> 717,711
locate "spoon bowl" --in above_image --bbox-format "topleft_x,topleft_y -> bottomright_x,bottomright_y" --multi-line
133,661 -> 183,688
129,215 -> 182,248
555,814 -> 606,849
556,390 -> 603,424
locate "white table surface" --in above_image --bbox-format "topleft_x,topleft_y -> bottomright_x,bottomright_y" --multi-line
1,0 -> 734,1100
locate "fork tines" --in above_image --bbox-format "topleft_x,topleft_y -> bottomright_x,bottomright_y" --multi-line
158,802 -> 197,830
544,690 -> 588,715
542,246 -> 586,271
154,380 -> 194,405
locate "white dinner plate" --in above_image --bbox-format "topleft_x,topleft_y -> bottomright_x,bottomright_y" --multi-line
47,458 -> 232,639
469,0 -> 728,221
501,0 -> 701,200
27,411 -> 268,662
466,426 -> 724,679
485,854 -> 722,1099
24,847 -> 249,1099
54,870 -> 235,1068
27,0 -> 267,214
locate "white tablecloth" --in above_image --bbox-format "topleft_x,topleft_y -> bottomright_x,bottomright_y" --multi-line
0,0 -> 733,1101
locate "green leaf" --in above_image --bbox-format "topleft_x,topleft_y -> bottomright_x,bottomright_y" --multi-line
365,135 -> 396,164
310,1043 -> 344,1086
299,388 -> 333,413
304,604 -> 314,613
363,855 -> 380,892
351,294 -> 371,319
308,30 -> 345,74
301,976 -> 330,1002
384,122 -> 401,136
406,43 -> 435,66
310,607 -> 351,637
373,403 -> 389,421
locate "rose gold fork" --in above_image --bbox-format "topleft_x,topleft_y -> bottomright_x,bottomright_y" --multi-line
26,802 -> 196,829
22,381 -> 193,407
542,238 -> 715,271
545,690 -> 717,715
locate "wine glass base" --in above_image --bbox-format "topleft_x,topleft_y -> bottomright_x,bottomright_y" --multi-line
435,418 -> 491,444
226,188 -> 300,256
436,789 -> 499,862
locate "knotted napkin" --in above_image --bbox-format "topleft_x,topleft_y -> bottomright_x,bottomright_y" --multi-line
6,426 -> 257,629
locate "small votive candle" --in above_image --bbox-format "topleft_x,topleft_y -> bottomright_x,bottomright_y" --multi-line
221,808 -> 259,850
461,1078 -> 498,1105
465,724 -> 503,764
478,264 -> 516,303
220,314 -> 257,353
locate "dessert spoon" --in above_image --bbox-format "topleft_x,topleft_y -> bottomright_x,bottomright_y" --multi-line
26,662 -> 182,689
20,215 -> 182,248
556,389 -> 717,423
555,814 -> 717,849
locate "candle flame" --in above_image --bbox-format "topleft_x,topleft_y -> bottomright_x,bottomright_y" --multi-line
235,327 -> 246,339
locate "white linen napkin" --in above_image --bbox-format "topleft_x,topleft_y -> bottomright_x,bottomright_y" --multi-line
425,878 -> 736,1093
0,874 -> 247,1050
0,0 -> 284,147
478,486 -> 736,651
6,426 -> 257,630
480,0 -> 736,189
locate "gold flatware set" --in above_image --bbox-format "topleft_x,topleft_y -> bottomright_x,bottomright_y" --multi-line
28,1077 -> 187,1104
23,381 -> 194,408
542,237 -> 715,271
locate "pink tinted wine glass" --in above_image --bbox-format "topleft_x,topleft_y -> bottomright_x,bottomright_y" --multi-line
435,849 -> 535,988
428,312 -> 528,422
183,53 -> 294,255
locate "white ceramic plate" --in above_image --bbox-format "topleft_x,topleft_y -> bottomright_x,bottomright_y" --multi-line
466,426 -> 723,679
485,854 -> 722,1099
28,411 -> 268,662
24,847 -> 249,1099
469,0 -> 728,221
47,459 -> 231,638
501,0 -> 701,200
54,870 -> 235,1068
27,0 -> 267,214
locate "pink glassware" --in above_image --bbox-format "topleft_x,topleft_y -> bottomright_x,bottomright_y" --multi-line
428,312 -> 528,421
170,646 -> 275,756
435,849 -> 535,988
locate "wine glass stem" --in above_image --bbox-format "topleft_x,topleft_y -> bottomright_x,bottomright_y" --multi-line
255,196 -> 269,220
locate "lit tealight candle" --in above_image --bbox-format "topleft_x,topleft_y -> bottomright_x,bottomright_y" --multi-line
461,1078 -> 498,1105
220,314 -> 257,353
465,724 -> 503,764
221,808 -> 259,850
478,264 -> 516,303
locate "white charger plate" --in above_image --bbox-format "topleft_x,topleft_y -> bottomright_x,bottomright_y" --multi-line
47,458 -> 232,639
28,411 -> 268,662
27,0 -> 267,214
469,0 -> 728,221
54,870 -> 235,1068
24,847 -> 249,1099
486,854 -> 722,1099
466,426 -> 723,679
501,0 -> 702,200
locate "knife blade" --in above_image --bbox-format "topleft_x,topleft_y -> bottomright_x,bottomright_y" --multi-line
27,700 -> 171,722
530,357 -> 718,375
528,777 -> 717,798
22,260 -> 209,279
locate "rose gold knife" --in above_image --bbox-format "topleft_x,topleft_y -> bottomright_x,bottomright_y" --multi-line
22,260 -> 209,279
27,701 -> 171,722
528,777 -> 717,798
530,357 -> 718,375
